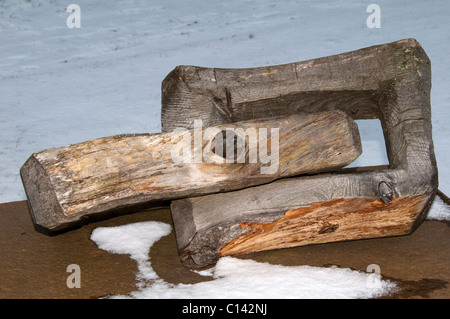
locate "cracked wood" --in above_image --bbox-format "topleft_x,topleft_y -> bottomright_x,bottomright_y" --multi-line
219,195 -> 431,257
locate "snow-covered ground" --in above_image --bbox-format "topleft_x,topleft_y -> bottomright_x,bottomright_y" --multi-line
91,220 -> 398,299
1,0 -> 449,202
1,0 -> 449,299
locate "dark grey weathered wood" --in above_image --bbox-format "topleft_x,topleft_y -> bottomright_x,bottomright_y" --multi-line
164,38 -> 439,268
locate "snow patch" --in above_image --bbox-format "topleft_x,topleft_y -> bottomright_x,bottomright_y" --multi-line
90,221 -> 398,299
1,0 -> 450,204
427,195 -> 450,221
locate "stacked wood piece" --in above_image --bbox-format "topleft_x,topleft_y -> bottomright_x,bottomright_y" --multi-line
20,111 -> 361,232
162,38 -> 438,268
20,39 -> 437,270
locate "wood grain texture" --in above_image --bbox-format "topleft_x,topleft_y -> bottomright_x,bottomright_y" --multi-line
218,195 -> 431,257
167,38 -> 439,268
20,111 -> 360,232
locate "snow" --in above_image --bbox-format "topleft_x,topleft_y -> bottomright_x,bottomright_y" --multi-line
91,221 -> 398,299
1,0 -> 449,299
0,0 -> 449,203
90,221 -> 171,282
427,194 -> 450,221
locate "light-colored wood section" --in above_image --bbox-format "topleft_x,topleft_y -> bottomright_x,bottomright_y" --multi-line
219,195 -> 431,257
20,111 -> 361,232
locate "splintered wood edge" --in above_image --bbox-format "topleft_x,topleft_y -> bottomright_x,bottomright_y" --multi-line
177,192 -> 435,268
218,194 -> 434,257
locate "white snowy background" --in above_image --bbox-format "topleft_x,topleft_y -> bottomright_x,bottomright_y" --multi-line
1,0 -> 449,298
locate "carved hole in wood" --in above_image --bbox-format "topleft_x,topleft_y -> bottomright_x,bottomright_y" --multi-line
210,129 -> 244,162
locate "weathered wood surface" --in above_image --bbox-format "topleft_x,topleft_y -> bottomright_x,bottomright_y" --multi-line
20,111 -> 361,232
218,195 -> 431,257
166,38 -> 439,268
